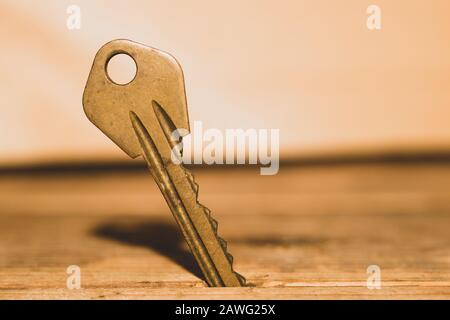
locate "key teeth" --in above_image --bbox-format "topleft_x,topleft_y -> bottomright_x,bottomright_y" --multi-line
198,203 -> 217,232
185,169 -> 199,193
221,240 -> 246,286
210,217 -> 218,232
236,272 -> 246,286
182,166 -> 218,232
218,237 -> 227,250
203,205 -> 211,217
181,164 -> 246,286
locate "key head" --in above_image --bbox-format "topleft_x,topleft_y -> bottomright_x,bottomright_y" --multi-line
83,39 -> 190,158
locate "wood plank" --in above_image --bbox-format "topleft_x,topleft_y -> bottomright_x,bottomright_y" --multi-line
0,163 -> 449,299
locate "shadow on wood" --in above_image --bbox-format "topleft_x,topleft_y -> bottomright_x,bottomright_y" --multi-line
93,219 -> 204,281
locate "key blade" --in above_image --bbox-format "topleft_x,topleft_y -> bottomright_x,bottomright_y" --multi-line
130,110 -> 245,287
83,39 -> 190,158
152,100 -> 183,153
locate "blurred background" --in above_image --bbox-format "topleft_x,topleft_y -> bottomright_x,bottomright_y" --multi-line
1,0 -> 450,299
1,0 -> 449,166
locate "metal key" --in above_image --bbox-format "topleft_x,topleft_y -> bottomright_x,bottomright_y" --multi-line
83,39 -> 245,287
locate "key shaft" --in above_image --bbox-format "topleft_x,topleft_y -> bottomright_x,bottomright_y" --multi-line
130,110 -> 244,287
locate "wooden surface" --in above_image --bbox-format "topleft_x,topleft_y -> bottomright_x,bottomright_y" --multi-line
1,162 -> 449,299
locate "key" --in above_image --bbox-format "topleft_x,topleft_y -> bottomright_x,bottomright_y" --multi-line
83,39 -> 245,287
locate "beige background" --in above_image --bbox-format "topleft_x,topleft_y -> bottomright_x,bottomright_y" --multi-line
1,0 -> 449,165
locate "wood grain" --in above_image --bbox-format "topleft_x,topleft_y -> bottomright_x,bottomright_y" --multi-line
0,163 -> 449,299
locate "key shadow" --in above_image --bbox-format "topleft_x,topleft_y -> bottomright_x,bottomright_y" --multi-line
93,219 -> 204,281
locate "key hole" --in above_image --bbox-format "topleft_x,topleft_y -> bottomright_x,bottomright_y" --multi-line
106,53 -> 137,85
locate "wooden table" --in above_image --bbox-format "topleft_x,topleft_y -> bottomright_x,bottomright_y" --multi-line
1,162 -> 449,299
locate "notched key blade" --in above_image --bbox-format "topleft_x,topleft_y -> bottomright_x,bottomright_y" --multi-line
83,39 -> 190,158
178,164 -> 246,287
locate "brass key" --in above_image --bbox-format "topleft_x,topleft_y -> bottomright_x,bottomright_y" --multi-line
83,39 -> 245,287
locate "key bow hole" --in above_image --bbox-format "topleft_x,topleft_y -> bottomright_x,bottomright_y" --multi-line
106,52 -> 137,85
